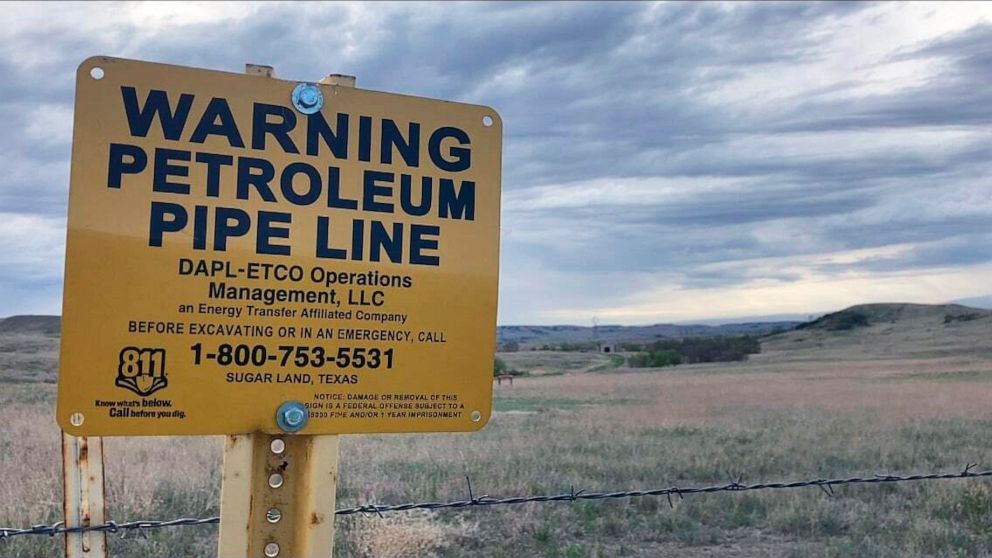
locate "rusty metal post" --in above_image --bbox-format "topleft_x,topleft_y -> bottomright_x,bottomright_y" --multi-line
217,64 -> 349,558
62,432 -> 107,558
218,434 -> 340,557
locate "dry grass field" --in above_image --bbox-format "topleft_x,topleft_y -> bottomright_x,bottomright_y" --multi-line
3,304 -> 992,557
498,350 -> 621,375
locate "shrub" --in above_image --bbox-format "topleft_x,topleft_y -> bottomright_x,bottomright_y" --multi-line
797,310 -> 869,331
535,342 -> 599,352
494,357 -> 508,376
628,336 -> 759,367
829,312 -> 869,330
944,313 -> 982,324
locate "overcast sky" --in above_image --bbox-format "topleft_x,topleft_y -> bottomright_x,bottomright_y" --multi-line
1,1 -> 991,325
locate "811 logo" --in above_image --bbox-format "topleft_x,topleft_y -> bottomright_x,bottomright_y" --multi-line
116,347 -> 168,397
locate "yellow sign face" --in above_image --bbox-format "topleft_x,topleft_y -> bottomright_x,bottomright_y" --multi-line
57,57 -> 501,436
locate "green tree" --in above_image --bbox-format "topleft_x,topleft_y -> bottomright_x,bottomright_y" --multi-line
651,349 -> 682,367
494,357 -> 508,376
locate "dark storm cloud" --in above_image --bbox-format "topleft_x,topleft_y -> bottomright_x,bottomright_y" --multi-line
906,22 -> 992,70
814,232 -> 992,275
0,1 -> 881,212
0,2 -> 990,320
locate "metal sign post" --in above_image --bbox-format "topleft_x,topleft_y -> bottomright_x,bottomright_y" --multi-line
216,67 -> 348,558
218,433 -> 339,557
62,432 -> 107,558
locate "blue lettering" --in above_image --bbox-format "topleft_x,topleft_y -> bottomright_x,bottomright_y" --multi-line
252,103 -> 299,154
120,87 -> 193,140
237,157 -> 277,202
214,207 -> 251,251
195,152 -> 233,197
410,224 -> 440,266
280,162 -> 322,206
428,127 -> 471,172
107,143 -> 147,189
306,112 -> 349,158
358,116 -> 372,162
362,171 -> 395,213
257,211 -> 292,255
380,119 -> 420,167
189,97 -> 245,147
193,205 -> 207,250
316,216 -> 347,260
152,148 -> 191,194
326,167 -> 357,210
399,175 -> 432,216
438,179 -> 475,220
351,219 -> 365,261
368,221 -> 403,263
148,202 -> 187,247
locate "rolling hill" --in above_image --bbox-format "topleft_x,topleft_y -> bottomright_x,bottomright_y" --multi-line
497,321 -> 799,348
0,313 -> 798,382
0,315 -> 60,335
760,303 -> 992,361
2,303 -> 990,382
0,315 -> 60,383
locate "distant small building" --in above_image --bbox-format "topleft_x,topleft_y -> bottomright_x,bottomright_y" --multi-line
599,343 -> 616,354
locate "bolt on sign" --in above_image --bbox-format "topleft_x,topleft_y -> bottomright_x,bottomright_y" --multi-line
57,57 -> 501,436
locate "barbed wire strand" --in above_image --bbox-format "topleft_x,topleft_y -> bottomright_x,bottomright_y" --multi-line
2,464 -> 990,539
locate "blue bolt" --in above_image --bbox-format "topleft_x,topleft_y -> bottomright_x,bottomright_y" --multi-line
285,408 -> 305,427
299,88 -> 318,107
276,401 -> 308,433
292,83 -> 323,115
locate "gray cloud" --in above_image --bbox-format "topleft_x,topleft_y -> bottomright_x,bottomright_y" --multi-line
0,2 -> 990,321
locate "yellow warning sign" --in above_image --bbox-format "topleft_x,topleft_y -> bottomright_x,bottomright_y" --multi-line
57,57 -> 501,435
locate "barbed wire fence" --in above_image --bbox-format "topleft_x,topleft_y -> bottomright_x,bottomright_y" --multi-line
3,464 -> 991,540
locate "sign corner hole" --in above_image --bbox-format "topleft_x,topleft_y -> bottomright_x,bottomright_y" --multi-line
470,410 -> 482,422
482,115 -> 494,127
69,412 -> 85,427
89,67 -> 104,80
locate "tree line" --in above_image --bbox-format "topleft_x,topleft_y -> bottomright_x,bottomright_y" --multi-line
624,335 -> 761,367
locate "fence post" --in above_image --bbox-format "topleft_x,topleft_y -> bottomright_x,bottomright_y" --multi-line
216,65 -> 351,558
62,432 -> 107,558
217,433 -> 340,557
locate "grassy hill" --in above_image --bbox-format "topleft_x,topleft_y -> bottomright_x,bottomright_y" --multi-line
2,304 -> 989,383
498,321 -> 798,349
0,315 -> 60,383
761,303 -> 992,361
0,315 -> 60,335
0,314 -> 798,383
